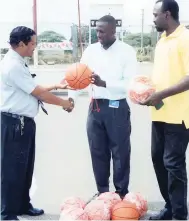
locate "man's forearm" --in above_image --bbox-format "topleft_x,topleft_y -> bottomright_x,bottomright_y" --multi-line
43,85 -> 57,91
160,76 -> 189,99
37,91 -> 66,106
31,86 -> 69,108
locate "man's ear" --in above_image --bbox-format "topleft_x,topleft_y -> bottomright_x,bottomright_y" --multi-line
112,29 -> 116,35
165,10 -> 171,19
18,41 -> 25,47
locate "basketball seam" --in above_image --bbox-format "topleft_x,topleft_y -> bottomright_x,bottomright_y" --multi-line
71,64 -> 88,87
65,64 -> 78,81
66,76 -> 90,84
68,77 -> 90,89
71,64 -> 90,88
78,78 -> 90,89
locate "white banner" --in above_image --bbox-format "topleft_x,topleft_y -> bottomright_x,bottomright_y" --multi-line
37,41 -> 73,51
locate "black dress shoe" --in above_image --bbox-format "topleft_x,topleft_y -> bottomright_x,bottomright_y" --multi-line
20,207 -> 44,216
149,208 -> 172,220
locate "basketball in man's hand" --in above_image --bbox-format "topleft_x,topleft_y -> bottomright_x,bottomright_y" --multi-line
62,63 -> 92,90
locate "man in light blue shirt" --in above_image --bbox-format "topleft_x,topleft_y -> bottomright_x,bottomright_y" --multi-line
0,26 -> 74,220
67,15 -> 138,198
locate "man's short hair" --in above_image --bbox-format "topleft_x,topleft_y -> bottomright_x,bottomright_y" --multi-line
98,15 -> 116,28
9,26 -> 36,47
156,0 -> 179,20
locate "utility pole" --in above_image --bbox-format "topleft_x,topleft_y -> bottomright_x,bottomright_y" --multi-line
141,9 -> 144,51
33,0 -> 37,33
71,24 -> 78,62
77,0 -> 83,56
33,0 -> 38,67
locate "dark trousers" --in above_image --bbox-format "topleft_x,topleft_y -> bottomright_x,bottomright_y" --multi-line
86,99 -> 131,197
1,113 -> 36,220
151,121 -> 189,220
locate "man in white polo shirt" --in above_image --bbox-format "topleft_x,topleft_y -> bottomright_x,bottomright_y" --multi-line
0,26 -> 74,220
68,15 -> 138,198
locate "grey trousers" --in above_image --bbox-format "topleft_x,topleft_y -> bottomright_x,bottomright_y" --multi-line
86,99 -> 131,197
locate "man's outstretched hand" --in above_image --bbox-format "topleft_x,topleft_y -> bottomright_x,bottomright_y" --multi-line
55,82 -> 75,90
139,92 -> 163,106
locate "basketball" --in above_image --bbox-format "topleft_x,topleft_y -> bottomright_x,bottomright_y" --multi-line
84,200 -> 111,220
63,63 -> 92,90
96,192 -> 121,208
128,75 -> 155,104
60,196 -> 86,211
111,201 -> 140,220
123,192 -> 148,217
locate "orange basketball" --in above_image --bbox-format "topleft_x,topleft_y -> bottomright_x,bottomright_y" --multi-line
111,201 -> 140,220
63,63 -> 92,90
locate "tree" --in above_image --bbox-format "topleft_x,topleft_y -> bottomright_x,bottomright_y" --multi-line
123,33 -> 151,47
38,31 -> 66,43
70,25 -> 98,47
84,28 -> 98,44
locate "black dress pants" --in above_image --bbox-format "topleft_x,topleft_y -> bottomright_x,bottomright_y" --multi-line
1,113 -> 36,220
151,121 -> 189,220
87,99 -> 131,197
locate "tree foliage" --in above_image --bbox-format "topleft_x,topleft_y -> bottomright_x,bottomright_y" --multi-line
123,33 -> 151,47
38,31 -> 66,43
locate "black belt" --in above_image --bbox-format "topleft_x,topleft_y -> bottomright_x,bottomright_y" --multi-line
1,112 -> 34,136
92,98 -> 126,102
1,112 -> 34,120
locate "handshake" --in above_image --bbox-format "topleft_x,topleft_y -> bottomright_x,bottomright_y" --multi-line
62,98 -> 74,113
52,82 -> 75,113
56,72 -> 106,113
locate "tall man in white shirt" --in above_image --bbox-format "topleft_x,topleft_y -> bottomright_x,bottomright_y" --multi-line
68,15 -> 138,198
0,26 -> 74,220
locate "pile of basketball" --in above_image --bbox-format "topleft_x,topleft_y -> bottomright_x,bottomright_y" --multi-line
59,192 -> 148,220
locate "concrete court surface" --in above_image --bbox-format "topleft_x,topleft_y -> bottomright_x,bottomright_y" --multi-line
19,63 -> 189,220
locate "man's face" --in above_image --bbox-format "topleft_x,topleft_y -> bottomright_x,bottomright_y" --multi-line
96,21 -> 115,46
153,2 -> 169,32
20,35 -> 37,57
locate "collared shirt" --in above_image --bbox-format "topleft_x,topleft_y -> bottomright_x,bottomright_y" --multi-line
151,24 -> 189,128
68,40 -> 138,101
0,49 -> 39,118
